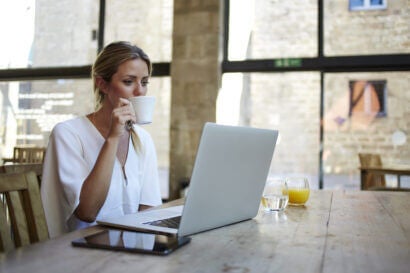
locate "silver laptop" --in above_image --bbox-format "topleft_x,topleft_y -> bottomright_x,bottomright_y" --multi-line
97,122 -> 279,237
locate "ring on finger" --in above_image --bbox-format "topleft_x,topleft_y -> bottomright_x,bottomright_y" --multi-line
125,120 -> 133,131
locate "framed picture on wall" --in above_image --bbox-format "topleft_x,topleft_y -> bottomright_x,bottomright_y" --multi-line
348,80 -> 387,117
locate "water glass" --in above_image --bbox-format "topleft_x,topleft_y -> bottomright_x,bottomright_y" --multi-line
261,178 -> 289,211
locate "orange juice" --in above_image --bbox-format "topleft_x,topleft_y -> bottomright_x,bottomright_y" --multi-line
288,188 -> 310,205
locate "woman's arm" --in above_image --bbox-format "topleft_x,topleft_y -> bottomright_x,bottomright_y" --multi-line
75,98 -> 135,222
74,136 -> 120,222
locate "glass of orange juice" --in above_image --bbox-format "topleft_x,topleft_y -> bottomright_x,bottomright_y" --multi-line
285,177 -> 310,206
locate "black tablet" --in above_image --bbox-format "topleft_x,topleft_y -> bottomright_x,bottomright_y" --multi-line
72,229 -> 191,256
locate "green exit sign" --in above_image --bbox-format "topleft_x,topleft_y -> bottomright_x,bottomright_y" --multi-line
274,58 -> 302,68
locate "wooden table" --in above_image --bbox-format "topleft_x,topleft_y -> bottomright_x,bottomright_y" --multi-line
360,165 -> 410,189
1,190 -> 410,273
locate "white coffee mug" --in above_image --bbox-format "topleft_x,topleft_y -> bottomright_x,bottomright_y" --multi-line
128,96 -> 156,124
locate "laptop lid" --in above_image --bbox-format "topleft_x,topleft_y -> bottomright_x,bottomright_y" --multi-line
177,122 -> 278,236
97,123 -> 278,236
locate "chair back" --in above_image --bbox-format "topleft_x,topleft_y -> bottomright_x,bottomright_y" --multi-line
13,147 -> 46,164
2,163 -> 43,185
358,153 -> 386,189
0,171 -> 49,252
359,153 -> 383,167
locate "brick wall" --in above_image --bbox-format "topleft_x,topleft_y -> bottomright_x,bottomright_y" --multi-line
325,0 -> 410,55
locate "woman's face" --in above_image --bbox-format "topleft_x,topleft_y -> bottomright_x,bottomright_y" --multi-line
104,58 -> 150,105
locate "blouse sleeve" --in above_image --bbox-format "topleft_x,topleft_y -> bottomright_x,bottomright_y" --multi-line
41,122 -> 90,237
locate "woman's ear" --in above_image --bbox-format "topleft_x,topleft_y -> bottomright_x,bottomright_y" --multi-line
95,76 -> 108,94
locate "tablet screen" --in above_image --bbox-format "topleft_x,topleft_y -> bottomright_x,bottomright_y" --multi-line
72,229 -> 191,255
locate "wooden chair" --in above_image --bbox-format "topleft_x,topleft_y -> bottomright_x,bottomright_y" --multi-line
2,147 -> 46,164
358,153 -> 386,190
0,171 -> 49,252
13,147 -> 46,164
2,163 -> 43,185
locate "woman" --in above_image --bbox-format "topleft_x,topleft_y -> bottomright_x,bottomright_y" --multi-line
41,41 -> 162,238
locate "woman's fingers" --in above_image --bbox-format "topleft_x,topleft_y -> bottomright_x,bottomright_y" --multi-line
117,97 -> 130,107
108,98 -> 137,137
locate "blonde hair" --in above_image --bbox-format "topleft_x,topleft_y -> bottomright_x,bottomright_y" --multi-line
92,41 -> 152,153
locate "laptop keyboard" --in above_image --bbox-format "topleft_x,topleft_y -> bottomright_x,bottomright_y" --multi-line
144,216 -> 181,229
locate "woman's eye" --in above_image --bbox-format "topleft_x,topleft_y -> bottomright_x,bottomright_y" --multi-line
123,80 -> 133,85
141,80 -> 149,87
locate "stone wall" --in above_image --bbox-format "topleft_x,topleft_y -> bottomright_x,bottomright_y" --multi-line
248,72 -> 320,178
170,0 -> 223,199
251,0 -> 318,58
33,0 -> 98,66
325,0 -> 410,55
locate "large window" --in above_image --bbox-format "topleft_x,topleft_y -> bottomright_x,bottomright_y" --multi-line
0,0 -> 173,199
228,1 -> 318,60
0,79 -> 93,155
0,0 -> 100,69
323,72 -> 409,189
105,0 -> 173,62
0,1 -> 36,69
218,72 -> 320,185
220,0 -> 410,189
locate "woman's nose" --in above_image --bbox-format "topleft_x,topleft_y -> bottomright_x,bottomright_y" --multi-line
133,84 -> 143,96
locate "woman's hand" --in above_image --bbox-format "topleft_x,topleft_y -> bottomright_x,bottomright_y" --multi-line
108,98 -> 136,138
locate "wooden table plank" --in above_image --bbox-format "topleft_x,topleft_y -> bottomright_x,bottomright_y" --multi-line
323,191 -> 410,273
373,191 -> 410,242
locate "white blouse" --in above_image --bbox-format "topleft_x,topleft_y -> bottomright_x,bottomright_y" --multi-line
41,116 -> 162,238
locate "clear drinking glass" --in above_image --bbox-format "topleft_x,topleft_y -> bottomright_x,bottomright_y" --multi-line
261,178 -> 289,211
286,177 -> 310,206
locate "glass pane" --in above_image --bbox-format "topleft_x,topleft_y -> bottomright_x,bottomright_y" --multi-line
323,72 -> 410,190
370,0 -> 384,5
228,0 -> 318,60
217,72 -> 320,188
326,1 -> 407,55
0,1 -> 34,68
350,0 -> 365,9
0,0 -> 100,69
105,0 -> 173,62
0,76 -> 171,199
0,79 -> 93,153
